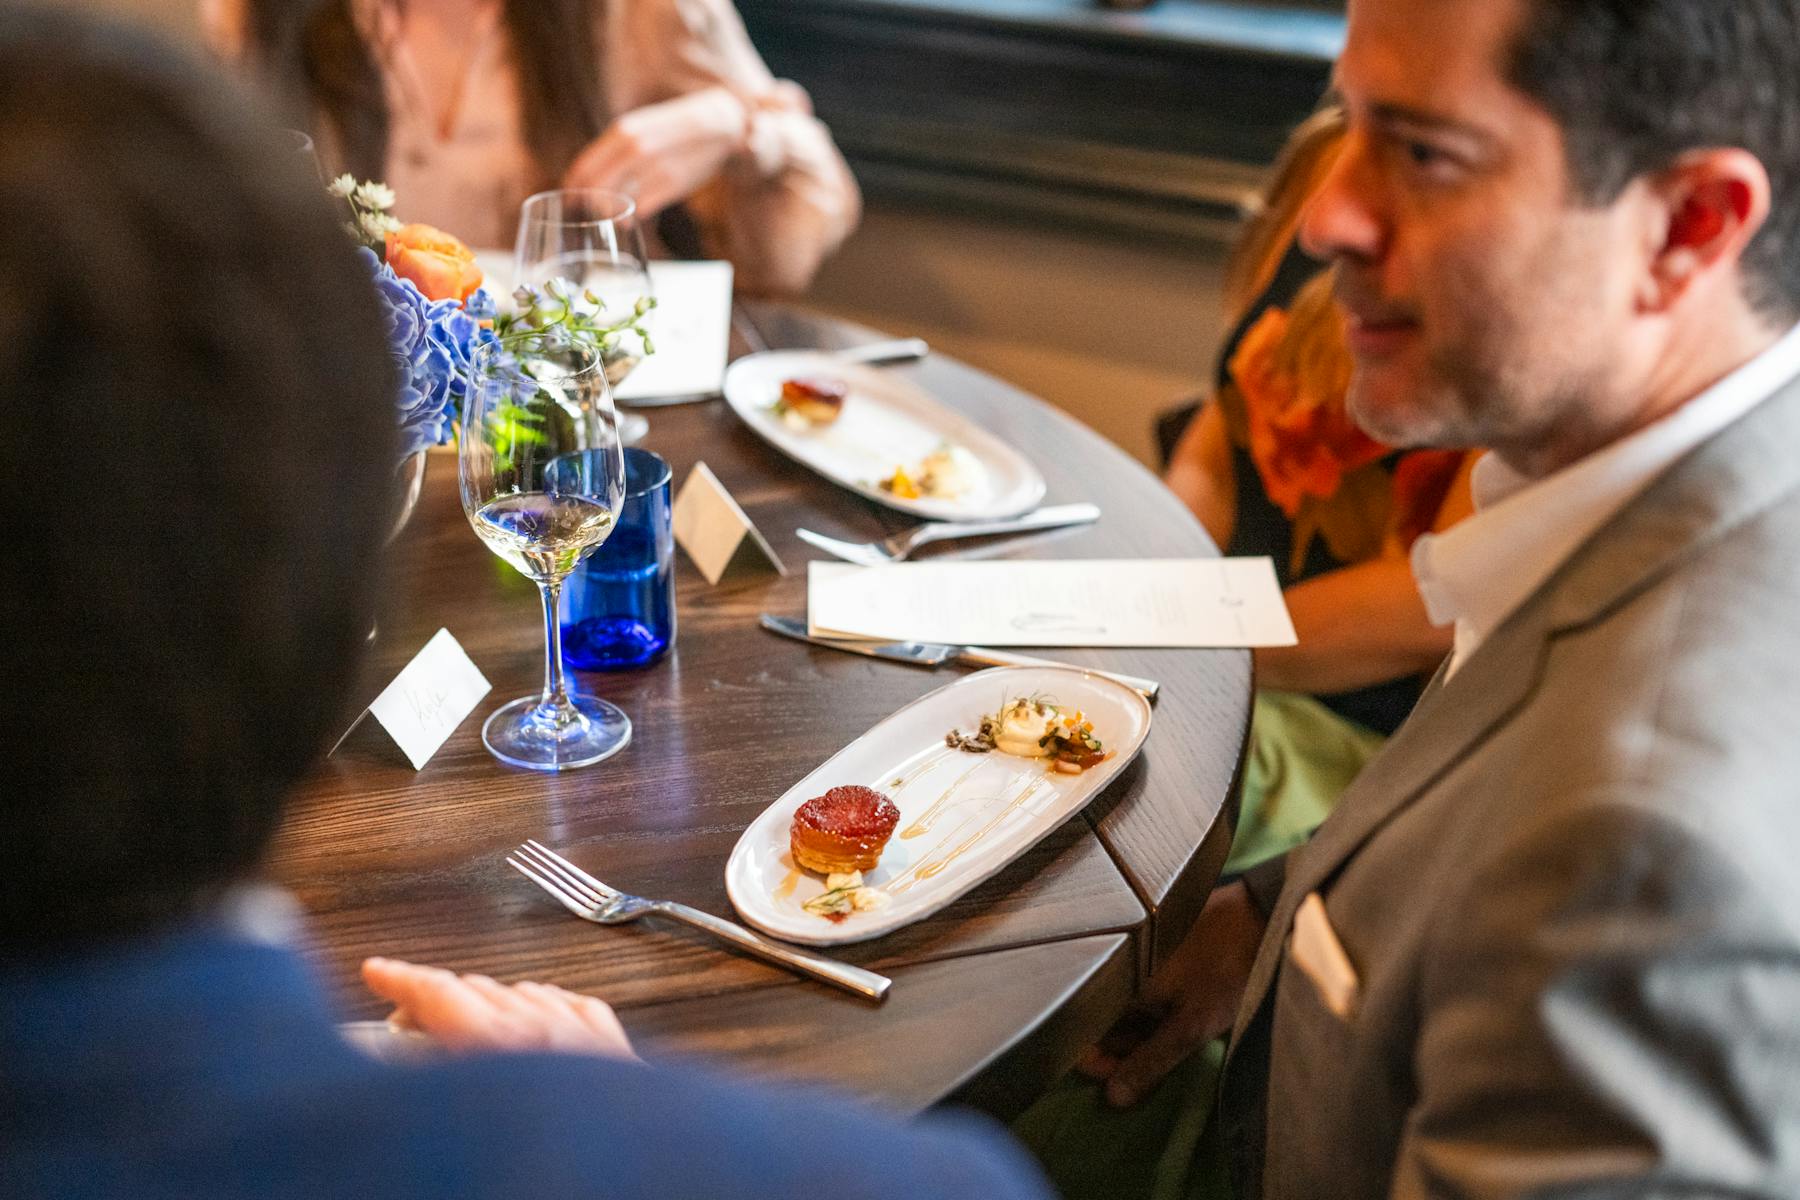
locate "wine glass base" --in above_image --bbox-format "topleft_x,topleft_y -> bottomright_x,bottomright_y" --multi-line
481,693 -> 631,772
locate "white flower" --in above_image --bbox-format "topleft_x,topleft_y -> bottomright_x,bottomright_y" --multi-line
328,173 -> 357,199
354,181 -> 397,211
356,210 -> 401,241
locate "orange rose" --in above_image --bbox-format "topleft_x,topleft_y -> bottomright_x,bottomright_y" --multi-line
385,223 -> 483,303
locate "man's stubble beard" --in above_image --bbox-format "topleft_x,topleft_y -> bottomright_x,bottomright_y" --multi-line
1345,366 -> 1489,452
1346,333 -> 1603,462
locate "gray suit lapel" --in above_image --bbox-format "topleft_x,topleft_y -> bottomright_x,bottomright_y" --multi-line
1229,609 -> 1552,1047
1228,369 -> 1800,1051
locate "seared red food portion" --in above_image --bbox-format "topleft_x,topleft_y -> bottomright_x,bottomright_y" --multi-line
790,785 -> 900,875
781,376 -> 848,405
777,376 -> 848,424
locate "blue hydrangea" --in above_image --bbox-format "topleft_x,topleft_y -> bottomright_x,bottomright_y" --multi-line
358,246 -> 498,460
362,247 -> 426,359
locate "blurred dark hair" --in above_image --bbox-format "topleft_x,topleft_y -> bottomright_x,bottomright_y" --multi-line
240,0 -> 605,183
0,6 -> 396,947
1508,0 -> 1800,321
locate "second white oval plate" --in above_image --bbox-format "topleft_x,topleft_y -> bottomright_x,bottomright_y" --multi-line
722,350 -> 1046,521
725,667 -> 1153,946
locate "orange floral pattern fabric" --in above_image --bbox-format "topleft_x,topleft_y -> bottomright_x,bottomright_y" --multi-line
1225,270 -> 1463,571
1230,303 -> 1385,518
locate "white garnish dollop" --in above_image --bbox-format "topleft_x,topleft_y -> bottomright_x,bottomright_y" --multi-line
993,698 -> 1058,758
916,445 -> 982,499
803,871 -> 890,918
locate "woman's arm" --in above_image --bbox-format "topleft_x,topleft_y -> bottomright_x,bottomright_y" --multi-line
1254,556 -> 1451,694
1166,400 -> 1472,694
1256,455 -> 1472,693
683,80 -> 862,297
570,0 -> 861,296
1162,395 -> 1237,550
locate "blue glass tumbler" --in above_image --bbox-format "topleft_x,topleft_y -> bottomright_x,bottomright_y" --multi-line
560,447 -> 676,669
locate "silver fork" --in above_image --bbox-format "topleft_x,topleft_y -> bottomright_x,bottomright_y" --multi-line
507,840 -> 891,1002
796,502 -> 1101,567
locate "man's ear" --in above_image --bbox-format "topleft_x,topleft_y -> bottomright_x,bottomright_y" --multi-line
1640,148 -> 1771,313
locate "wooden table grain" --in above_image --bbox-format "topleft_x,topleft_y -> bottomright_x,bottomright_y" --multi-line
267,303 -> 1252,1114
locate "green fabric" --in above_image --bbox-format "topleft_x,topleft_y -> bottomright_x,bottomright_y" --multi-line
1224,691 -> 1388,876
1013,691 -> 1385,1200
1011,1042 -> 1227,1200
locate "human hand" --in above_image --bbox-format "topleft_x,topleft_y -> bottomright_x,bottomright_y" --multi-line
1076,880 -> 1266,1107
563,86 -> 749,219
361,957 -> 637,1059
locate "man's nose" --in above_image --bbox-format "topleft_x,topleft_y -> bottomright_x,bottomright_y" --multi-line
1299,138 -> 1384,265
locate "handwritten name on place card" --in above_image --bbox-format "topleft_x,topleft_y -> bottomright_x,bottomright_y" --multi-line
367,628 -> 492,770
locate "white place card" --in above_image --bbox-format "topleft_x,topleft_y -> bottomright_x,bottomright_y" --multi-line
366,628 -> 492,770
806,558 -> 1297,648
469,253 -> 733,405
672,461 -> 786,585
612,261 -> 734,404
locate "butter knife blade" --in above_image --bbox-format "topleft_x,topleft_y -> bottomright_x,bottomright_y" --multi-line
758,615 -> 1161,701
759,614 -> 955,666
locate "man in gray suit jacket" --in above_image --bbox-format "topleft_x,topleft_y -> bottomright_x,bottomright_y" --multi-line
1084,0 -> 1800,1194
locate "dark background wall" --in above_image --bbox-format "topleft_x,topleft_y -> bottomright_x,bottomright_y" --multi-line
742,0 -> 1337,462
742,0 -> 1336,242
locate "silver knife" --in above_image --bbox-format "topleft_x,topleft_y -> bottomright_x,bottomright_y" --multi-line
759,614 -> 1160,703
833,337 -> 929,366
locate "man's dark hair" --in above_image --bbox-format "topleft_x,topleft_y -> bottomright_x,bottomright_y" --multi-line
0,8 -> 397,947
1508,0 -> 1800,321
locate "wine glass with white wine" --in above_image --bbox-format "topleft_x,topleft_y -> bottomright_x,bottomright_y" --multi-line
514,188 -> 654,443
460,338 -> 630,770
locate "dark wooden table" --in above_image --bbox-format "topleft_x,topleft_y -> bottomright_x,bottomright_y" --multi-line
267,303 -> 1251,1117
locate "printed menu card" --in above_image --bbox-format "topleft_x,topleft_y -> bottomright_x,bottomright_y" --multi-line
806,558 -> 1296,648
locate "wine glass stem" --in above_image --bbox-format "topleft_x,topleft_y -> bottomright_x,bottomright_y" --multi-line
538,578 -> 573,718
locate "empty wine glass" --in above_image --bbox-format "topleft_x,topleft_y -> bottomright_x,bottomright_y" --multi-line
460,338 -> 630,770
514,188 -> 653,442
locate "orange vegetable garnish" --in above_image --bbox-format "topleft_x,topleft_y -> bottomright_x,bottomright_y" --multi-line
883,468 -> 921,500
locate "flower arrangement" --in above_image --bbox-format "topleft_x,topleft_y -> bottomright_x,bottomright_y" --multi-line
328,175 -> 655,462
359,242 -> 496,457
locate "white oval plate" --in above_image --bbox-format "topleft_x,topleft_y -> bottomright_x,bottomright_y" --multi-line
722,350 -> 1047,522
724,667 -> 1152,946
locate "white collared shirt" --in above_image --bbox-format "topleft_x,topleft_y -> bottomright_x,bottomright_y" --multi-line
1413,321 -> 1800,679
